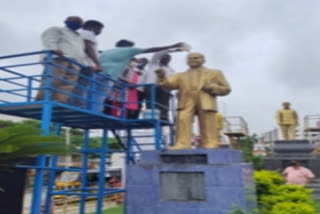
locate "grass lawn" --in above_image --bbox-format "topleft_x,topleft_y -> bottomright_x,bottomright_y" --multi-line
88,204 -> 123,214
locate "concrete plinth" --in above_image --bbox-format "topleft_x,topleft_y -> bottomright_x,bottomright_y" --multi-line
264,140 -> 320,176
126,149 -> 256,214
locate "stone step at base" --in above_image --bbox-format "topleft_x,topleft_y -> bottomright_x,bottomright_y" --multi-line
307,183 -> 320,188
312,194 -> 320,200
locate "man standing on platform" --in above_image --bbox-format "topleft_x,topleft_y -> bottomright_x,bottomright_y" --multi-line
36,16 -> 89,103
68,20 -> 104,107
276,102 -> 298,140
98,40 -> 183,113
144,49 -> 181,120
156,53 -> 231,149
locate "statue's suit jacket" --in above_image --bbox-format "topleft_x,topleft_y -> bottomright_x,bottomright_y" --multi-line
159,67 -> 231,111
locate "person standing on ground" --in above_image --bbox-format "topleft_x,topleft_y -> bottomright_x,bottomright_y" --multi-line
282,161 -> 315,186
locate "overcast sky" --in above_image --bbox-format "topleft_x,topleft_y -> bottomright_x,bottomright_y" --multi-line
1,0 -> 319,135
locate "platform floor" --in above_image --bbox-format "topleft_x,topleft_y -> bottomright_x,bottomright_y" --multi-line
0,101 -> 172,129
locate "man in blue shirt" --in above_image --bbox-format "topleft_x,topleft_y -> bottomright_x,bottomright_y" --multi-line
99,40 -> 183,79
97,40 -> 183,114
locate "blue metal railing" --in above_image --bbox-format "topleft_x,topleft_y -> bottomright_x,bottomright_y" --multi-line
0,50 -> 173,121
0,50 -> 175,214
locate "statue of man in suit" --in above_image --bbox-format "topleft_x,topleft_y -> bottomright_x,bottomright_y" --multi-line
276,102 -> 298,140
155,52 -> 231,149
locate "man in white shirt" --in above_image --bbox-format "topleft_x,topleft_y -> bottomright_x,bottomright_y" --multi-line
35,16 -> 89,103
78,20 -> 104,70
69,20 -> 105,108
135,58 -> 149,117
144,49 -> 178,120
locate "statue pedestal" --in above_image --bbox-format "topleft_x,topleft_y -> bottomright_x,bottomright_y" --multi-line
126,149 -> 256,214
264,140 -> 320,176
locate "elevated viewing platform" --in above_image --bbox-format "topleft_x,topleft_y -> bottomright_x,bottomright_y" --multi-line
304,115 -> 320,143
0,51 -> 174,130
0,101 -> 171,130
0,50 -> 176,214
224,116 -> 249,138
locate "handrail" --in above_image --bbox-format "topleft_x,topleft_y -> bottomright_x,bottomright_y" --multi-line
0,50 -> 173,121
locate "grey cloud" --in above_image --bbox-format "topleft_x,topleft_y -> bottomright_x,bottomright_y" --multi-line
0,0 -> 319,134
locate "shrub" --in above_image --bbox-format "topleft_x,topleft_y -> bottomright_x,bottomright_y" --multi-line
254,170 -> 284,199
254,171 -> 318,214
270,202 -> 315,214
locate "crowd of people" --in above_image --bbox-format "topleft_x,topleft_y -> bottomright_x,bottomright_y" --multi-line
36,15 -> 188,120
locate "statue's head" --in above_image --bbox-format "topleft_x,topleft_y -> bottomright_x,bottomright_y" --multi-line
282,101 -> 291,109
187,53 -> 205,68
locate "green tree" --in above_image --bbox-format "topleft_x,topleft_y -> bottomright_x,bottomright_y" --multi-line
239,134 -> 258,162
0,123 -> 75,169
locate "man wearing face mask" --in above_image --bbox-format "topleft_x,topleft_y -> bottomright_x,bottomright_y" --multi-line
78,20 -> 104,70
99,40 -> 184,113
68,20 -> 104,107
35,16 -> 90,103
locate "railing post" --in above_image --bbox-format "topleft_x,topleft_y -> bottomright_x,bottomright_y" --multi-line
155,121 -> 162,150
79,129 -> 90,214
89,73 -> 97,111
96,129 -> 108,214
30,51 -> 54,214
120,84 -> 126,118
27,77 -> 32,102
43,51 -> 54,102
150,85 -> 156,119
44,124 -> 61,214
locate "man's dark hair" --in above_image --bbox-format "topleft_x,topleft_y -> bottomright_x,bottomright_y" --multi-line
83,20 -> 104,29
116,39 -> 135,47
289,160 -> 300,167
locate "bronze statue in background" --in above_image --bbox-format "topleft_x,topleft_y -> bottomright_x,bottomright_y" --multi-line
156,53 -> 231,149
276,102 -> 298,140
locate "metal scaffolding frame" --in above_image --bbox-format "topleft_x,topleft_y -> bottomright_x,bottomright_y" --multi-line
0,51 -> 173,214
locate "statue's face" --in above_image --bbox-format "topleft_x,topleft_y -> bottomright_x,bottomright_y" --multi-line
187,53 -> 204,68
282,102 -> 290,109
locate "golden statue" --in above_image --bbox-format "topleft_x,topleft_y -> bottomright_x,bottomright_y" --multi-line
156,53 -> 231,149
276,102 -> 298,140
216,112 -> 224,140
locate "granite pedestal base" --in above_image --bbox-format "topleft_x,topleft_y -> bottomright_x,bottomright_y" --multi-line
126,149 -> 256,214
264,140 -> 320,176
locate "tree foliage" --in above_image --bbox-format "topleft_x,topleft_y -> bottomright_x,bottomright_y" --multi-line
0,123 -> 75,169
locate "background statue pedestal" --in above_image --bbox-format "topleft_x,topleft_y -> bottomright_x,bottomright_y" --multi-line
126,149 -> 257,214
264,140 -> 320,176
